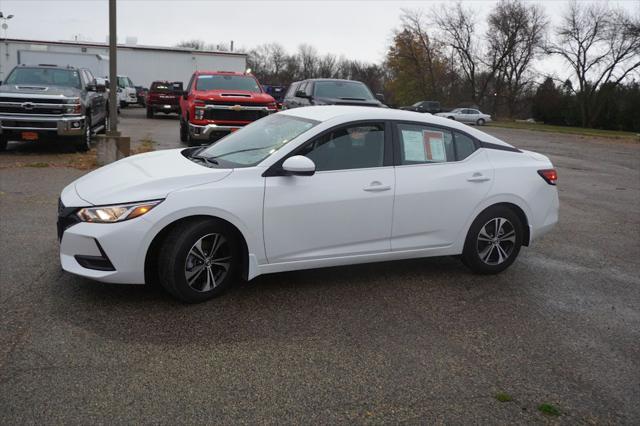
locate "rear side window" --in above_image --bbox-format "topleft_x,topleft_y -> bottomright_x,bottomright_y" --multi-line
284,82 -> 299,99
397,123 -> 454,164
454,132 -> 477,160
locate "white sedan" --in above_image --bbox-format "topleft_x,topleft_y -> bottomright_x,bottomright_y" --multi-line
58,106 -> 558,303
436,108 -> 492,125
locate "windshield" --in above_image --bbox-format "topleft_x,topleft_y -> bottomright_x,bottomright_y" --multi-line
196,75 -> 261,92
313,81 -> 374,100
412,102 -> 423,107
117,76 -> 132,88
198,114 -> 319,167
4,67 -> 81,89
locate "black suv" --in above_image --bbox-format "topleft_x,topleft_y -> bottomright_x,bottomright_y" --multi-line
282,78 -> 386,110
400,100 -> 441,114
0,64 -> 109,151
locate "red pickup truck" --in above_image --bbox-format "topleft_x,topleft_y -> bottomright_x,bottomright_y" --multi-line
146,81 -> 183,118
179,71 -> 277,145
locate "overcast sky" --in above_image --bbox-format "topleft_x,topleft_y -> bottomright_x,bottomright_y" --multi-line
1,0 -> 638,79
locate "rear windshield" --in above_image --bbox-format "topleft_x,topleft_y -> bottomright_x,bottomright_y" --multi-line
4,67 -> 81,89
313,81 -> 374,100
196,75 -> 262,92
151,82 -> 182,92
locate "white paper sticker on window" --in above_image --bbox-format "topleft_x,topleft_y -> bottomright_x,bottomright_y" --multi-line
423,130 -> 446,162
401,129 -> 426,161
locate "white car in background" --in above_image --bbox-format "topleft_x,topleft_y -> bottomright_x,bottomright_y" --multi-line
436,108 -> 492,125
58,106 -> 558,303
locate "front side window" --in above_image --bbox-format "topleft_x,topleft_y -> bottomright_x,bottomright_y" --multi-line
297,123 -> 385,171
313,81 -> 374,101
397,123 -> 455,164
198,114 -> 318,167
5,67 -> 81,89
195,75 -> 261,92
117,76 -> 131,88
284,82 -> 299,99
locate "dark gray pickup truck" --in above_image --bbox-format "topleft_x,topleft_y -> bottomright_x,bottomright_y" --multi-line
0,64 -> 109,151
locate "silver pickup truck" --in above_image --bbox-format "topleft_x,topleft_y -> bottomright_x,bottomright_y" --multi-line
0,64 -> 109,151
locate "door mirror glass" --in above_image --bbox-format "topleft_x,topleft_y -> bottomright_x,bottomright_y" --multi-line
94,78 -> 107,93
282,155 -> 316,176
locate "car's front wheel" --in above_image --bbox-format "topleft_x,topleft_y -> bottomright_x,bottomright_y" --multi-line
461,206 -> 523,274
158,219 -> 240,303
75,116 -> 92,152
476,118 -> 485,126
179,117 -> 188,142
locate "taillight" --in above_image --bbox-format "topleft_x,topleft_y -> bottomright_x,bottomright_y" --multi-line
538,169 -> 558,185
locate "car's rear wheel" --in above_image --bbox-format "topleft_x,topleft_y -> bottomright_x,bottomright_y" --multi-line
158,219 -> 240,303
0,134 -> 7,151
476,118 -> 485,126
75,115 -> 92,152
461,206 -> 523,274
146,107 -> 153,119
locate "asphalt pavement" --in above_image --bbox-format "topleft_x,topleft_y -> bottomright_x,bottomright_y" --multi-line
1,108 -> 639,423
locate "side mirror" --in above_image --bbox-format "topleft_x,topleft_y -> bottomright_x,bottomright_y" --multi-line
375,93 -> 385,103
295,90 -> 309,99
281,155 -> 315,176
94,78 -> 106,93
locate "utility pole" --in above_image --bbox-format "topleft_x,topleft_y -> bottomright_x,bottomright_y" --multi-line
96,0 -> 129,165
108,0 -> 118,134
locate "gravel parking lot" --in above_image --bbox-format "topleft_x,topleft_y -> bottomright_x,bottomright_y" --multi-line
1,108 -> 639,423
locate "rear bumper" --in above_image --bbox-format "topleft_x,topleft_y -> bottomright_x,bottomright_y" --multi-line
0,114 -> 86,136
150,104 -> 180,112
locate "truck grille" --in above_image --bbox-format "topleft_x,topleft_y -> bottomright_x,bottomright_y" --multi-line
1,120 -> 57,129
204,109 -> 270,122
0,106 -> 64,115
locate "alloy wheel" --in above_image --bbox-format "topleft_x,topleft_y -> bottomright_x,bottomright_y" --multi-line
184,233 -> 232,292
476,217 -> 516,265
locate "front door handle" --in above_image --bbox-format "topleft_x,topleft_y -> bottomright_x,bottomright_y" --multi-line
363,181 -> 391,192
467,173 -> 491,183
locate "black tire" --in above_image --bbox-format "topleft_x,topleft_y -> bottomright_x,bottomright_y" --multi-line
120,101 -> 127,109
476,118 -> 485,126
0,134 -> 7,151
99,109 -> 109,134
447,116 -> 455,120
179,117 -> 188,142
461,205 -> 523,274
146,107 -> 153,119
75,115 -> 92,152
158,219 -> 240,303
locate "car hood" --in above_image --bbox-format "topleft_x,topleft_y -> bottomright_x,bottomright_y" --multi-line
73,149 -> 232,205
314,97 -> 384,107
194,90 -> 275,103
0,84 -> 81,97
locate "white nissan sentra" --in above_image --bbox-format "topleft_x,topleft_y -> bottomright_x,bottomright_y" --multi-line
58,106 -> 558,303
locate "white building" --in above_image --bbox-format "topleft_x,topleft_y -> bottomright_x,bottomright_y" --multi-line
0,38 -> 247,87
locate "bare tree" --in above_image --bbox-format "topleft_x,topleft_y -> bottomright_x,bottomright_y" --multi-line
488,0 -> 548,116
298,44 -> 319,79
546,1 -> 640,126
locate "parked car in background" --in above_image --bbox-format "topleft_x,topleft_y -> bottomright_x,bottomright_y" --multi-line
281,79 -> 386,109
263,84 -> 286,109
436,108 -> 492,125
0,64 -> 109,151
400,100 -> 441,114
179,71 -> 277,145
116,75 -> 137,108
57,106 -> 558,303
146,81 -> 183,118
135,86 -> 148,106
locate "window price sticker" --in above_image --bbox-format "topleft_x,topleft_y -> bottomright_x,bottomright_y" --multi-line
401,129 -> 446,162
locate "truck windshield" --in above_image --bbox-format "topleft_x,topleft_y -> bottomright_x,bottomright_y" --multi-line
4,67 -> 81,89
313,81 -> 374,100
196,75 -> 262,92
197,114 -> 319,168
117,77 -> 132,88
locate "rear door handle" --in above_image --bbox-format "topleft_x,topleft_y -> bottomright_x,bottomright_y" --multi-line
363,181 -> 391,192
467,173 -> 491,183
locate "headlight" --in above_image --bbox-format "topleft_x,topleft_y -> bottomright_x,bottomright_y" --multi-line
77,200 -> 162,223
194,108 -> 205,120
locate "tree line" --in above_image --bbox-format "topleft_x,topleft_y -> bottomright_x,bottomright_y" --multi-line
178,0 -> 640,132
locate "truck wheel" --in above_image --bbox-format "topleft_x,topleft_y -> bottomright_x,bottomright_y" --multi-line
120,101 -> 127,109
0,135 -> 8,151
146,107 -> 153,119
99,110 -> 109,134
179,118 -> 188,142
75,116 -> 92,152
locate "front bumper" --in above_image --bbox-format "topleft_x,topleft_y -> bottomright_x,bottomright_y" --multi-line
188,122 -> 242,140
0,114 -> 86,136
